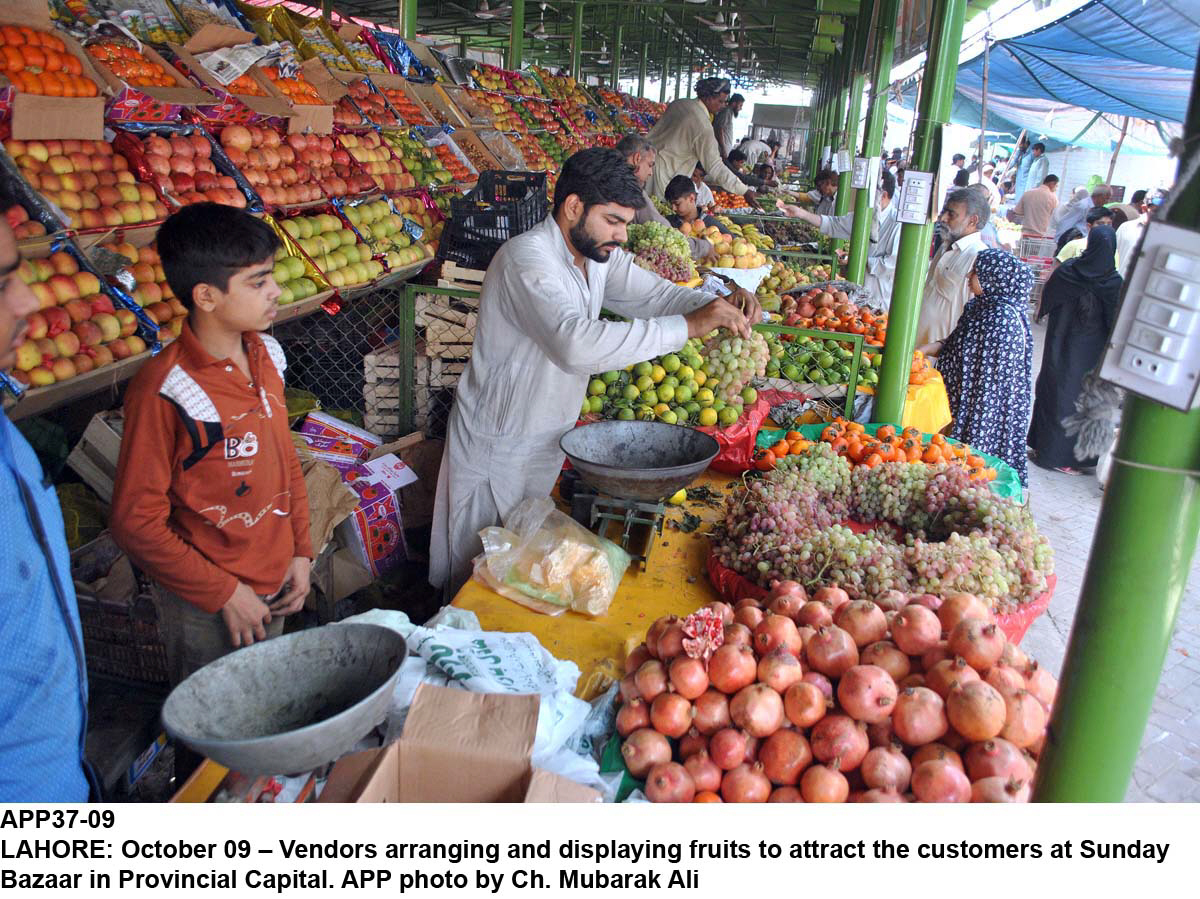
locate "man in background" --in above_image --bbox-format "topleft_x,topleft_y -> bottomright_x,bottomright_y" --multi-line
712,93 -> 744,160
1007,174 -> 1060,237
736,134 -> 772,167
692,164 -> 716,212
726,149 -> 773,191
804,169 -> 838,215
1115,192 -> 1158,279
1024,142 -> 1049,194
975,162 -> 1001,210
916,188 -> 990,350
1056,205 -> 1120,270
618,133 -> 713,261
1110,189 -> 1146,229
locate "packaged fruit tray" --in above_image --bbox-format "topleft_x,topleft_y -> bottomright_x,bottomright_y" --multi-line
340,129 -> 418,192
272,206 -> 382,292
332,195 -> 434,273
223,124 -> 375,206
112,122 -> 259,212
261,212 -> 334,323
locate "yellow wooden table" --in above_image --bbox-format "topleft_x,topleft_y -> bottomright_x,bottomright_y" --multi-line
452,472 -> 734,700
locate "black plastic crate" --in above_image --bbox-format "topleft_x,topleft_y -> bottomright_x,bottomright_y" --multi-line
436,170 -> 548,269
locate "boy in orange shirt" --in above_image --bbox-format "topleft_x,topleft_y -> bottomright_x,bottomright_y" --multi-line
111,204 -> 311,685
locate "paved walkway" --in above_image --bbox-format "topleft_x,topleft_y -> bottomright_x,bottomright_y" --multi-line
1022,321 -> 1200,802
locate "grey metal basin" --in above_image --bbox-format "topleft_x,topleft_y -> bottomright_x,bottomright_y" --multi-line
162,623 -> 406,775
560,420 -> 720,501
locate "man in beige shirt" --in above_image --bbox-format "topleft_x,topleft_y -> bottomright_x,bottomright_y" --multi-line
917,188 -> 991,350
1007,175 -> 1059,236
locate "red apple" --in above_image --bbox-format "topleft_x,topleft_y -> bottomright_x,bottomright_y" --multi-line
72,353 -> 95,375
91,312 -> 121,343
49,275 -> 80,304
88,344 -> 114,367
106,338 -> 131,360
30,283 -> 55,310
48,251 -> 79,276
50,357 -> 77,382
53,331 -> 81,358
73,271 -> 101,296
125,335 -> 147,355
28,366 -> 55,387
13,340 -> 41,372
146,302 -> 173,324
88,294 -> 115,316
113,308 -> 137,337
24,311 -> 48,340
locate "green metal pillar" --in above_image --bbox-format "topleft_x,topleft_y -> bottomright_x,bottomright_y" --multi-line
570,3 -> 584,82
873,0 -> 967,423
833,16 -> 870,251
846,0 -> 900,283
809,75 -> 828,176
399,0 -> 417,41
660,56 -> 670,104
1033,49 -> 1200,803
638,41 -> 648,98
611,24 -> 623,89
674,50 -> 683,100
508,0 -> 525,69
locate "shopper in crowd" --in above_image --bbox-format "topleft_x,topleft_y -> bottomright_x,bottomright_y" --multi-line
1051,186 -> 1092,241
1110,189 -> 1147,229
1089,182 -> 1114,213
0,218 -> 91,802
712,92 -> 744,159
916,188 -> 990,349
1007,136 -> 1032,196
692,164 -> 716,212
803,168 -> 838,215
664,175 -> 731,234
737,135 -> 772,167
617,133 -> 713,261
726,149 -> 772,191
647,77 -> 756,204
975,161 -> 1001,210
1024,142 -> 1049,194
430,149 -> 760,597
1056,206 -> 1119,270
111,205 -> 313,684
1115,192 -> 1157,279
1029,225 -> 1124,474
966,183 -> 1003,249
922,250 -> 1035,487
1007,174 -> 1059,237
941,153 -> 966,196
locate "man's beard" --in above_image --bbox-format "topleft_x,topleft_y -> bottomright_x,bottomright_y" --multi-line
569,219 -> 621,263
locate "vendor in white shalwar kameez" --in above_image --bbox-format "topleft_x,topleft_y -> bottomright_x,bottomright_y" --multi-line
777,171 -> 901,309
916,188 -> 990,350
430,149 -> 762,598
646,78 -> 757,205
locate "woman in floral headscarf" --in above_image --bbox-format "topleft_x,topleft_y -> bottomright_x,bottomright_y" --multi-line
926,249 -> 1035,486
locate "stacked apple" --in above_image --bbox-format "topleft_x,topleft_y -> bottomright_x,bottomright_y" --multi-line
342,80 -> 398,126
5,138 -> 168,229
280,213 -> 382,289
431,144 -> 474,183
270,246 -> 323,306
382,88 -> 433,125
220,126 -> 373,203
133,132 -> 246,208
10,251 -> 147,387
4,205 -> 48,241
342,199 -> 432,270
339,132 -> 415,192
98,239 -> 188,342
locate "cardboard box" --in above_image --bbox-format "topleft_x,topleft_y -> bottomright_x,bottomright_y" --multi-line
280,58 -> 337,134
318,685 -> 602,803
171,25 -> 293,120
0,0 -> 107,140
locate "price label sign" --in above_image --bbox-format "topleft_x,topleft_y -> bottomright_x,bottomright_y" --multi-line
836,149 -> 852,173
897,170 -> 935,225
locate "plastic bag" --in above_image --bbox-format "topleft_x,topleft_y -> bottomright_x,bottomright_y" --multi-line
694,396 -> 771,474
473,497 -> 630,617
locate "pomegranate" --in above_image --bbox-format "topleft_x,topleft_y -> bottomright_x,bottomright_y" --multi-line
891,687 -> 948,746
734,598 -> 762,612
921,641 -> 953,671
985,663 -> 1026,697
784,681 -> 829,729
970,776 -> 1030,802
1023,661 -> 1058,710
683,750 -> 723,792
837,665 -> 898,724
757,647 -> 804,692
797,600 -> 834,629
911,742 -> 964,772
615,698 -> 650,737
941,729 -> 969,752
678,728 -> 709,760
891,604 -> 942,655
898,673 -> 926,689
742,734 -> 760,764
948,617 -> 1007,671
693,791 -> 722,803
800,763 -> 849,802
767,592 -> 806,622
964,738 -> 1031,782
730,683 -> 785,737
621,728 -> 671,778
911,759 -> 971,802
801,670 -> 834,701
705,601 -> 734,625
645,615 -> 677,658
633,659 -> 668,701
723,622 -> 753,648
767,786 -> 804,802
720,762 -> 771,802
650,692 -> 694,738
618,673 -> 640,702
708,728 -> 748,770
810,714 -> 869,770
860,641 -> 911,683
835,599 -> 888,648
874,589 -> 908,612
770,579 -> 807,601
797,625 -> 817,647
754,613 -> 803,657
858,788 -> 905,802
910,593 -> 943,612
860,743 -> 912,792
813,585 -> 850,612
926,656 -> 981,699
644,762 -> 695,803
946,681 -> 1007,741
866,719 -> 895,749
734,605 -> 764,629
937,593 -> 991,635
668,656 -> 709,699
655,622 -> 687,662
759,729 -> 813,785
692,690 -> 732,734
708,644 -> 757,693
805,626 -> 859,678
999,640 -> 1030,671
1000,689 -> 1047,749
624,643 -> 651,674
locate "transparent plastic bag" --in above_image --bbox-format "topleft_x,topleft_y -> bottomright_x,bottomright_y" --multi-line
473,497 -> 630,617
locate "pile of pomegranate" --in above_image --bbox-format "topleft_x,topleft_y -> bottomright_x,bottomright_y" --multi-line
616,584 -> 1056,803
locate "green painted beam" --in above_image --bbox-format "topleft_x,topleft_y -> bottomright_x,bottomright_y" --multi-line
400,0 -> 417,41
874,0 -> 968,422
571,2 -> 584,81
612,23 -> 623,87
508,0 -> 525,69
1033,45 -> 1200,803
846,0 -> 900,282
833,14 -> 869,252
638,40 -> 648,98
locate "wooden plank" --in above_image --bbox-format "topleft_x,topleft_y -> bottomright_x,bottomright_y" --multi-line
4,352 -> 149,422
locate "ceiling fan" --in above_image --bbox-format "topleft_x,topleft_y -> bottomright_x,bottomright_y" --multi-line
446,1 -> 512,20
527,4 -> 569,40
581,42 -> 610,64
698,5 -> 772,33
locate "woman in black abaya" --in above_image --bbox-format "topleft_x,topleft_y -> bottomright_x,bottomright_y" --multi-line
1028,225 -> 1123,472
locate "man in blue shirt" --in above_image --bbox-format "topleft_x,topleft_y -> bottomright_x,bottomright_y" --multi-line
0,219 -> 90,802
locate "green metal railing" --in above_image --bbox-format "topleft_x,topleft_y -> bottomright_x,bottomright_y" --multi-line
753,324 -> 864,420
